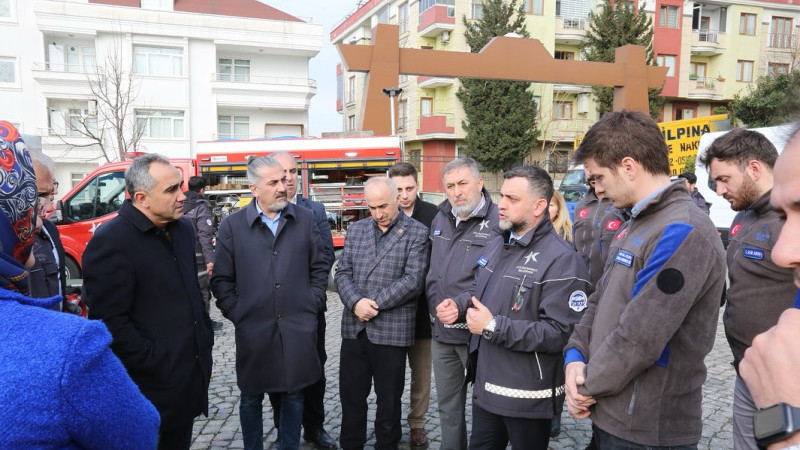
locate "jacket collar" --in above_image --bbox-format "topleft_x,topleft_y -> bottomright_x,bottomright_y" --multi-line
118,199 -> 180,234
502,214 -> 555,248
244,200 -> 297,228
630,180 -> 689,220
751,189 -> 773,216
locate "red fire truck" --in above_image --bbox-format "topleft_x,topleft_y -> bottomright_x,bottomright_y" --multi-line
51,135 -> 402,279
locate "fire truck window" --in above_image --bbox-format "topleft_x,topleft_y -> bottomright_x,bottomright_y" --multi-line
64,171 -> 126,221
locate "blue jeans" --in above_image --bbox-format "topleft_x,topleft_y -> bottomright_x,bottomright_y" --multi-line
593,425 -> 698,450
240,391 -> 304,450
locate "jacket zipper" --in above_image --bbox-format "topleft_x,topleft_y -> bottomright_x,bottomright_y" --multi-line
627,378 -> 639,416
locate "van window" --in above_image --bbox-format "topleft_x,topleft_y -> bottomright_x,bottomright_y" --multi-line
64,171 -> 127,221
561,168 -> 586,187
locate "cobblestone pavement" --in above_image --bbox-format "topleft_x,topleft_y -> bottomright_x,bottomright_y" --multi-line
192,292 -> 735,449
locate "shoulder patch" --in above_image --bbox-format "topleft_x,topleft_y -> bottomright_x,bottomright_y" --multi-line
577,208 -> 589,219
569,290 -> 588,312
730,223 -> 743,237
206,219 -> 213,227
656,268 -> 684,294
605,219 -> 622,231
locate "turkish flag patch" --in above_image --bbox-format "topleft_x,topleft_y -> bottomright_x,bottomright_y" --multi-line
605,219 -> 622,231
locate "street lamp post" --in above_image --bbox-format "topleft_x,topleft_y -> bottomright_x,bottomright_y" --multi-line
382,87 -> 403,135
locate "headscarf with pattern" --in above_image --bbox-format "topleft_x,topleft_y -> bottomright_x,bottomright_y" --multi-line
0,121 -> 37,293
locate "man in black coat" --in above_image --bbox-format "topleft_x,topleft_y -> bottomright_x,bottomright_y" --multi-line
268,152 -> 337,449
83,154 -> 214,450
212,156 -> 329,450
388,162 -> 437,448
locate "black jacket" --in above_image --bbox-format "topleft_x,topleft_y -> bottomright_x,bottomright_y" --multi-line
82,200 -> 214,429
183,190 -> 215,264
29,220 -> 66,304
409,198 -> 438,339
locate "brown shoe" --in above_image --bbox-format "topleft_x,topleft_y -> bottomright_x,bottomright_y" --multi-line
410,428 -> 428,448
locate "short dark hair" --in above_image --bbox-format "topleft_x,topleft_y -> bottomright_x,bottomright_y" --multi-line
503,165 -> 553,203
574,110 -> 670,176
698,128 -> 778,170
677,172 -> 697,184
188,176 -> 206,192
388,162 -> 418,182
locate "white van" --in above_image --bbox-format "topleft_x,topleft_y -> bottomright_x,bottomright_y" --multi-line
694,123 -> 796,246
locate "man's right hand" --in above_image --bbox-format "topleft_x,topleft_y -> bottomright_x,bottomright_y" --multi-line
436,298 -> 459,324
354,298 -> 379,322
565,361 -> 595,419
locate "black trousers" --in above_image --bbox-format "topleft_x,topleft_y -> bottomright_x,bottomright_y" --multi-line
269,311 -> 328,432
469,403 -> 551,450
339,331 -> 408,450
157,420 -> 194,450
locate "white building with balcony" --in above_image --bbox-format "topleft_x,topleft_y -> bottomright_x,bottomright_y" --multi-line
0,0 -> 321,189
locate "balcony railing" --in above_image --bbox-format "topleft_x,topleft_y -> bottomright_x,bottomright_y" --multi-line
769,33 -> 794,49
212,73 -> 317,88
562,18 -> 586,30
697,29 -> 718,43
419,0 -> 455,22
32,62 -> 97,74
690,76 -> 716,90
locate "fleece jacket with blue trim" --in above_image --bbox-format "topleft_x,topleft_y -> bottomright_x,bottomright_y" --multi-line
566,180 -> 726,447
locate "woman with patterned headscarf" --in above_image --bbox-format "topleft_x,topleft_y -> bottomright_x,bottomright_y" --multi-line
0,121 -> 161,449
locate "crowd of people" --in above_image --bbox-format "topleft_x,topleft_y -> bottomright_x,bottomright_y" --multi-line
2,109 -> 800,450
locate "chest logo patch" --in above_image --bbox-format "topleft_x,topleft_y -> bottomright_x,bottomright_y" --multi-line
614,249 -> 634,267
730,223 -> 743,237
743,247 -> 764,260
605,219 -> 622,231
433,229 -> 442,236
524,251 -> 539,265
569,290 -> 588,312
615,227 -> 628,241
477,256 -> 488,267
578,208 -> 589,219
479,220 -> 490,231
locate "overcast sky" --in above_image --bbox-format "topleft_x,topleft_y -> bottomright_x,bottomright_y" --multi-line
261,1 -> 357,137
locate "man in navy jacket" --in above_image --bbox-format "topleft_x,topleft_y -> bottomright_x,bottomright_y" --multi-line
83,154 -> 214,449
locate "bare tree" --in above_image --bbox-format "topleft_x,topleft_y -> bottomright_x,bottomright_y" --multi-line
60,44 -> 143,162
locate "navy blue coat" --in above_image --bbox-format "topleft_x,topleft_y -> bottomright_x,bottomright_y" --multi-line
297,194 -> 335,271
82,200 -> 214,429
212,201 -> 328,394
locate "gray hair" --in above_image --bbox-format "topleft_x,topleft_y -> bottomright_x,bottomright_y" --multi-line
28,147 -> 56,175
442,158 -> 480,182
125,153 -> 171,196
502,165 -> 554,203
366,176 -> 397,194
247,156 -> 284,184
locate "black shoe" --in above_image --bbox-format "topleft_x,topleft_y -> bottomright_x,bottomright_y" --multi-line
304,428 -> 337,449
212,320 -> 224,331
550,414 -> 562,438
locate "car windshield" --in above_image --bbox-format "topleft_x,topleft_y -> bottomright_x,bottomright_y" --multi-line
561,169 -> 585,186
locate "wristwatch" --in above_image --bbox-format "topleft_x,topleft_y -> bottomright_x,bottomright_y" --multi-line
754,403 -> 800,449
482,317 -> 496,340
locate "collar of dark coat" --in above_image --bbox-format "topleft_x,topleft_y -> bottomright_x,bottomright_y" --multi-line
244,200 -> 297,228
436,187 -> 495,219
119,199 -> 181,234
751,189 -> 773,216
502,215 -> 555,248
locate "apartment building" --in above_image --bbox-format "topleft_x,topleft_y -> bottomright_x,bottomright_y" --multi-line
0,0 -> 321,189
331,0 -> 800,191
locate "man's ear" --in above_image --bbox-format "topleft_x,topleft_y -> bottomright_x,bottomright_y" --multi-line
747,160 -> 764,182
619,156 -> 638,180
133,191 -> 148,207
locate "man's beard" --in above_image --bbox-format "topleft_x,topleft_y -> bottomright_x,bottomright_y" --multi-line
268,196 -> 288,211
728,177 -> 760,211
499,217 -> 526,234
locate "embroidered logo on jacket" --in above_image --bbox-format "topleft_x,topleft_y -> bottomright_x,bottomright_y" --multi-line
605,219 -> 622,231
477,256 -> 488,267
569,290 -> 588,312
615,227 -> 628,241
730,223 -> 743,237
433,229 -> 442,236
755,225 -> 770,242
577,208 -> 589,219
479,220 -> 490,231
523,251 -> 539,265
614,249 -> 634,267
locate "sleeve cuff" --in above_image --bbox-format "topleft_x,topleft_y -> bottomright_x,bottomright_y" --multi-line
564,347 -> 586,370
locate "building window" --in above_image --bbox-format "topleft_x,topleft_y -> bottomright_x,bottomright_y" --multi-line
471,0 -> 483,20
0,0 -> 12,19
420,97 -> 433,116
408,149 -> 421,171
70,172 -> 88,188
218,59 -> 250,82
398,2 -> 409,34
133,46 -> 183,76
532,96 -> 541,117
136,110 -> 185,138
68,108 -> 98,136
689,61 -> 707,83
768,62 -> 790,77
347,115 -> 356,131
398,99 -> 408,132
65,45 -> 96,73
0,56 -> 16,84
739,13 -> 756,35
348,76 -> 356,103
656,54 -> 676,77
659,5 -> 679,28
554,50 -> 574,60
218,115 -> 249,140
770,17 -> 793,48
525,0 -> 543,15
554,101 -> 572,120
141,0 -> 172,10
736,60 -> 754,82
